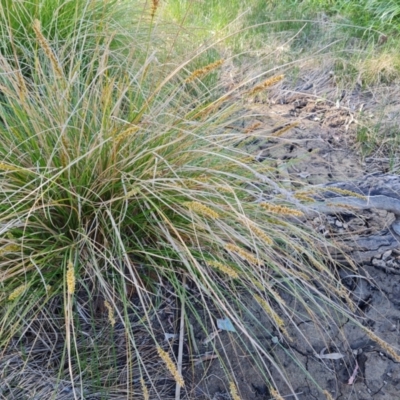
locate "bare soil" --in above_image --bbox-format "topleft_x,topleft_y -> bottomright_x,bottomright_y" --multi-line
187,74 -> 400,399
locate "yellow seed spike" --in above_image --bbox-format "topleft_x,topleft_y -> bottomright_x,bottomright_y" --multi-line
150,0 -> 160,18
323,390 -> 334,400
260,202 -> 303,217
294,192 -> 315,203
244,121 -> 262,134
364,329 -> 400,362
104,300 -> 116,326
8,284 -> 27,301
66,261 -> 75,295
32,19 -> 63,78
239,217 -> 273,246
322,186 -> 366,199
270,387 -> 285,400
207,260 -> 239,279
229,382 -> 241,400
140,378 -> 149,400
271,122 -> 299,137
0,244 -> 20,256
114,125 -> 140,143
157,347 -> 185,387
16,70 -> 28,102
254,294 -> 291,341
185,201 -> 220,219
185,59 -> 224,83
0,162 -> 21,172
248,74 -> 284,95
225,243 -> 260,265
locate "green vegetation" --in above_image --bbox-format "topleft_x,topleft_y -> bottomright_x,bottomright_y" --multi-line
1,0 -> 400,398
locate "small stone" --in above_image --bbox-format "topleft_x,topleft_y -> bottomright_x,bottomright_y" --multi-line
335,220 -> 343,227
372,258 -> 386,268
382,250 -> 392,261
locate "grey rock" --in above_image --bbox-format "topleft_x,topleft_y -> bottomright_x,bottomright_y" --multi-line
307,174 -> 400,264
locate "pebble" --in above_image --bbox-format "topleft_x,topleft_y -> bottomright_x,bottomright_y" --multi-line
382,250 -> 392,261
387,260 -> 395,268
372,258 -> 386,268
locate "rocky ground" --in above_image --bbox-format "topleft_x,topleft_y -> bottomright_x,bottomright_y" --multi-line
187,72 -> 400,399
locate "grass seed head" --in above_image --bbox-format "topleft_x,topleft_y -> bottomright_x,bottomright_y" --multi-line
150,0 -> 160,18
8,284 -> 27,301
207,260 -> 239,279
365,329 -> 400,362
114,125 -> 140,143
185,59 -> 224,83
185,201 -> 220,219
254,294 -> 291,340
229,381 -> 241,400
240,217 -> 273,246
270,387 -> 285,400
323,390 -> 334,400
104,300 -> 116,326
294,192 -> 315,202
32,19 -> 63,78
251,278 -> 264,291
260,202 -> 303,217
321,186 -> 365,199
225,243 -> 260,265
244,121 -> 262,134
16,70 -> 28,102
0,162 -> 21,172
141,377 -> 149,400
0,244 -> 20,257
271,122 -> 299,137
248,74 -> 284,95
66,261 -> 75,295
157,346 -> 185,387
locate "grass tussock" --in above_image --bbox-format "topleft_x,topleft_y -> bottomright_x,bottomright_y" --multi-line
1,1 -> 399,399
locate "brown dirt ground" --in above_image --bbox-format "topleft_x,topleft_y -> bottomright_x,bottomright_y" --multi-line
187,72 -> 400,400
